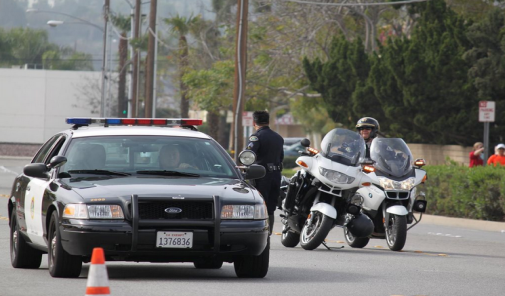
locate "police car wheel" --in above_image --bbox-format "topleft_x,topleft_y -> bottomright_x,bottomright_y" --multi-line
234,237 -> 269,278
48,211 -> 82,278
10,210 -> 42,269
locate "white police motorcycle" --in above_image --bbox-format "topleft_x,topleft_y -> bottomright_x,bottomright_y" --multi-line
280,128 -> 374,250
344,138 -> 428,251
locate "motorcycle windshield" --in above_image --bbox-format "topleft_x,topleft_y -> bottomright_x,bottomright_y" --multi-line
370,138 -> 413,178
319,128 -> 366,166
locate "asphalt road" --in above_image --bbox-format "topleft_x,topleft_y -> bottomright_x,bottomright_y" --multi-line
1,157 -> 504,296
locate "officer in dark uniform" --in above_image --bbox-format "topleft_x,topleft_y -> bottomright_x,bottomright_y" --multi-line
247,111 -> 284,235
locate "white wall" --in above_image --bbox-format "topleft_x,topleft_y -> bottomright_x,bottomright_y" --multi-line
0,69 -> 98,144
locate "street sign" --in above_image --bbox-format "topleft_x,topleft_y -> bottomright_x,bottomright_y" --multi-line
479,101 -> 495,122
243,111 -> 254,126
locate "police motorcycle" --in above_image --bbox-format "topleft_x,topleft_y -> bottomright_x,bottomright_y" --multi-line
280,128 -> 374,250
344,138 -> 428,251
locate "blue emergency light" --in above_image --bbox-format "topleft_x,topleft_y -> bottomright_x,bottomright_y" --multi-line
65,118 -> 203,126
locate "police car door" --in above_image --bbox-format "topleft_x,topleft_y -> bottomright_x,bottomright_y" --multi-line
23,134 -> 66,247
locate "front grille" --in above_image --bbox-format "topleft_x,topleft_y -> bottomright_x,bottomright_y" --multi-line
385,191 -> 410,200
138,201 -> 214,220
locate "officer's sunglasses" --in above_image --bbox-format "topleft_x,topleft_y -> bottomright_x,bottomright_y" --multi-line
358,127 -> 372,131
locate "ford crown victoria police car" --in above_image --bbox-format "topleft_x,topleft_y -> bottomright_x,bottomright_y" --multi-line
8,118 -> 269,278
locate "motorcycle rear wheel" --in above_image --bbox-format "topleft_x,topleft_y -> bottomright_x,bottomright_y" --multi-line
385,214 -> 407,251
300,212 -> 333,250
344,227 -> 370,248
280,223 -> 300,248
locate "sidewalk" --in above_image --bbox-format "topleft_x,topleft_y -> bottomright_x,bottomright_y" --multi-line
422,214 -> 505,232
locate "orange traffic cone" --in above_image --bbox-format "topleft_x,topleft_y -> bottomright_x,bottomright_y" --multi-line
85,248 -> 110,296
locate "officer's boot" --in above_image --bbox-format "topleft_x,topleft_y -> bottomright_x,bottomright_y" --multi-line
268,214 -> 275,235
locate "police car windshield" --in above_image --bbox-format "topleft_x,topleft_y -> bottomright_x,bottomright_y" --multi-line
59,136 -> 238,178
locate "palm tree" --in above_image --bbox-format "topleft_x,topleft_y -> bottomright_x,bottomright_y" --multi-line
164,14 -> 201,118
110,14 -> 131,117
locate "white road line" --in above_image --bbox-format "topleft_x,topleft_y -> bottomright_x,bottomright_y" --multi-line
428,232 -> 462,238
0,166 -> 19,175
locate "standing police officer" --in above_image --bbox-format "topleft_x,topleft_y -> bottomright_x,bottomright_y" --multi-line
247,111 -> 284,235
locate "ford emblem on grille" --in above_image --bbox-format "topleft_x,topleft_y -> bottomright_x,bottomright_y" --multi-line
165,207 -> 182,214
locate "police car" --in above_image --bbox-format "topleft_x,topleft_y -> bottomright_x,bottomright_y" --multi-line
8,118 -> 269,278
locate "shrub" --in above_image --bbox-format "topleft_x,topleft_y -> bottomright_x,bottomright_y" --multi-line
424,163 -> 505,221
283,156 -> 299,169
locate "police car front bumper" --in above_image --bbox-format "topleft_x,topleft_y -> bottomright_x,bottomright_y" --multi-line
59,219 -> 269,262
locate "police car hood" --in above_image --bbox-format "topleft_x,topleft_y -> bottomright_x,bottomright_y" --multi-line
61,176 -> 260,202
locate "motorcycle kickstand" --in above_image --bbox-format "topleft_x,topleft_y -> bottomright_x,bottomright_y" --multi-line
321,240 -> 344,251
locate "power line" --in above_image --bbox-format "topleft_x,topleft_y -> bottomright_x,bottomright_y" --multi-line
282,0 -> 430,6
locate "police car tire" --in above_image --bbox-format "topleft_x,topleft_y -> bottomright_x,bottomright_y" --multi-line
48,211 -> 82,278
234,237 -> 269,278
10,210 -> 42,269
193,258 -> 224,269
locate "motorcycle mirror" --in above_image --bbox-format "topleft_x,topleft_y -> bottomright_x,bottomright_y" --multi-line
360,158 -> 375,165
300,138 -> 310,147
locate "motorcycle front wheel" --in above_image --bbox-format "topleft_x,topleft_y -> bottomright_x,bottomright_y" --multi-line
385,214 -> 407,251
344,227 -> 370,248
300,211 -> 333,250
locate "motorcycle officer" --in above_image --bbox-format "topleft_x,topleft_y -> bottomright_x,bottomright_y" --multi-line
355,117 -> 380,158
247,110 -> 284,235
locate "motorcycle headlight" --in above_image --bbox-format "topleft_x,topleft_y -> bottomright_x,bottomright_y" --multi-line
378,177 -> 416,190
319,167 -> 355,184
63,204 -> 124,219
221,204 -> 267,220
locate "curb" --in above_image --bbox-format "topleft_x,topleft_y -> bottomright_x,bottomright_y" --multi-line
421,214 -> 505,232
0,156 -> 32,160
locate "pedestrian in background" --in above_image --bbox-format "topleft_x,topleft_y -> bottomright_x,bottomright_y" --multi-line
487,143 -> 505,166
247,110 -> 284,235
469,142 -> 485,168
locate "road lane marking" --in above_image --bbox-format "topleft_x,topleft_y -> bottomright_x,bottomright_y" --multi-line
0,166 -> 19,175
0,215 -> 8,221
1,194 -> 10,198
428,232 -> 462,238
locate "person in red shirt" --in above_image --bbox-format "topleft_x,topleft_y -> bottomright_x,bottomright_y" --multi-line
469,142 -> 484,168
487,143 -> 505,166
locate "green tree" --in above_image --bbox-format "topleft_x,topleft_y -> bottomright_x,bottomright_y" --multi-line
303,36 -> 370,128
0,27 -> 92,70
385,0 -> 476,145
464,8 -> 505,145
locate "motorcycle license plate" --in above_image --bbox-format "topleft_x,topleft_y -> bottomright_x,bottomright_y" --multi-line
156,231 -> 193,248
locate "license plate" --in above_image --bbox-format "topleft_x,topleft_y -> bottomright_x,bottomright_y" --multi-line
156,231 -> 193,248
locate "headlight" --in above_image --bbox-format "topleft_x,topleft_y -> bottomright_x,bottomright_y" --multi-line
221,203 -> 267,220
238,150 -> 256,165
63,204 -> 124,219
319,167 -> 355,184
378,177 -> 416,190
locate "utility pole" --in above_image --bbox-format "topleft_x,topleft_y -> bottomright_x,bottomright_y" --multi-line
145,0 -> 157,118
100,0 -> 110,117
131,0 -> 141,118
232,0 -> 248,162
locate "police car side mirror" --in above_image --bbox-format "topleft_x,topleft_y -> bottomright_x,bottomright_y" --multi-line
244,164 -> 266,180
24,163 -> 50,179
48,156 -> 67,169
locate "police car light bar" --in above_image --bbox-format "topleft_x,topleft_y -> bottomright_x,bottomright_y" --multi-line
66,118 -> 203,126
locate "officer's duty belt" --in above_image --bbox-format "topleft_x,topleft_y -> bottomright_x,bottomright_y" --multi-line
266,163 -> 282,171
